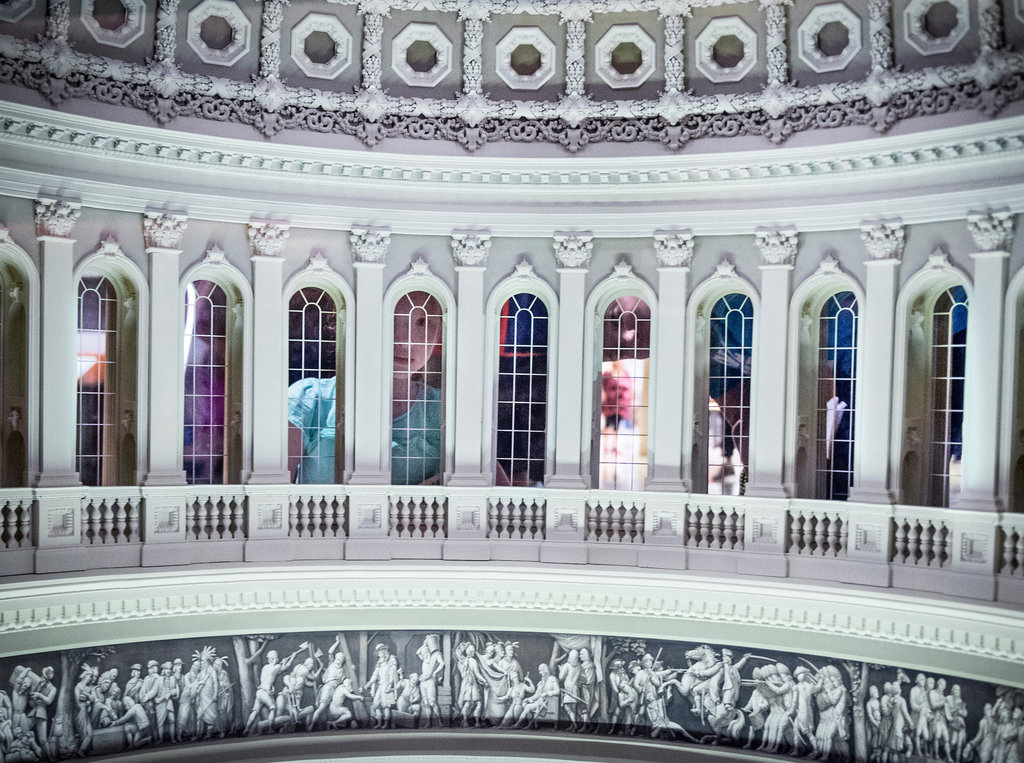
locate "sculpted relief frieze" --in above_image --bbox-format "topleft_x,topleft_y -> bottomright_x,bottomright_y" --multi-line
0,626 -> 1018,761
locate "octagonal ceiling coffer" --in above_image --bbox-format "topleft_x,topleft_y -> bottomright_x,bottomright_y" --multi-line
496,27 -> 555,91
290,12 -> 352,80
904,0 -> 969,55
81,0 -> 146,48
392,22 -> 452,87
187,0 -> 252,66
595,23 -> 656,89
0,0 -> 36,24
695,16 -> 758,83
797,2 -> 862,73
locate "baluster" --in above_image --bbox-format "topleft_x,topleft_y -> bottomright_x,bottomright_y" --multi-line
586,504 -> 597,541
907,522 -> 921,565
699,508 -> 712,549
685,506 -> 697,547
234,498 -> 246,539
311,498 -> 324,538
80,501 -> 92,544
727,510 -> 739,549
500,499 -> 511,539
735,509 -> 745,550
96,500 -> 109,544
893,518 -> 906,563
1015,531 -> 1024,577
17,502 -> 31,547
837,516 -> 847,557
487,501 -> 499,538
923,522 -> 936,566
707,509 -> 720,549
597,505 -> 609,542
935,523 -> 949,568
126,500 -> 139,542
812,514 -> 825,557
111,500 -> 125,543
790,512 -> 802,554
185,498 -> 197,540
824,513 -> 838,557
508,501 -> 520,540
389,499 -> 401,537
534,501 -> 545,540
398,497 -> 410,538
799,513 -> 812,555
436,497 -> 447,537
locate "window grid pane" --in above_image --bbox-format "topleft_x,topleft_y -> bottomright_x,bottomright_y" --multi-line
287,287 -> 341,484
391,291 -> 444,486
183,280 -> 228,486
496,293 -> 549,486
708,293 -> 753,496
928,286 -> 968,507
816,292 -> 858,501
76,276 -> 118,487
599,296 -> 651,491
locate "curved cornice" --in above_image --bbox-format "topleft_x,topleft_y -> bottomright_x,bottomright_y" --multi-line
2,563 -> 1022,688
0,103 -> 1022,235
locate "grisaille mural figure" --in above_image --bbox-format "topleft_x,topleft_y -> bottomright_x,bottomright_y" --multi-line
2,630 -> 1021,762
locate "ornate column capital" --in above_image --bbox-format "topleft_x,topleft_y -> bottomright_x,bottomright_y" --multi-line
247,220 -> 290,258
351,225 -> 390,264
860,218 -> 905,261
654,229 -> 695,268
967,208 -> 1015,253
450,230 -> 491,268
143,211 -> 188,250
755,226 -> 798,267
35,197 -> 80,239
553,231 -> 593,269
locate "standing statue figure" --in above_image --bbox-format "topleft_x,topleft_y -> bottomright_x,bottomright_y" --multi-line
365,643 -> 400,729
968,702 -> 997,763
758,663 -> 796,754
633,653 -> 685,740
28,665 -> 56,760
312,640 -> 349,729
137,660 -> 162,733
792,665 -> 821,757
606,659 -> 638,736
886,682 -> 914,763
910,674 -> 931,758
454,642 -> 487,727
153,662 -> 179,743
578,648 -> 598,732
742,666 -> 771,749
168,659 -> 184,742
946,684 -> 968,763
866,684 -> 883,762
73,664 -> 99,756
417,634 -> 445,728
812,665 -> 849,761
243,647 -> 302,735
177,660 -> 202,742
556,648 -> 583,732
514,663 -> 560,729
124,664 -> 144,704
928,677 -> 951,760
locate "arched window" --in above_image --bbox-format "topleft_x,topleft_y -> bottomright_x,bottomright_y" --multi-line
0,260 -> 27,487
183,279 -> 242,485
391,290 -> 445,486
495,292 -> 549,487
708,293 -> 753,496
286,287 -> 344,484
815,292 -> 858,500
927,285 -> 968,507
596,296 -> 651,491
76,276 -> 118,486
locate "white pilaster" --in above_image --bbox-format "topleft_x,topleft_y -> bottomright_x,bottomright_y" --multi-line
449,231 -> 490,487
548,232 -> 592,489
648,230 -> 693,491
247,221 -> 290,484
34,198 -> 80,487
142,212 -> 187,486
957,209 -> 1014,510
349,226 -> 389,484
849,219 -> 904,504
747,227 -> 796,498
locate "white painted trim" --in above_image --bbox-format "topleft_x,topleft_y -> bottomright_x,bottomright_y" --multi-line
999,264 -> 1024,510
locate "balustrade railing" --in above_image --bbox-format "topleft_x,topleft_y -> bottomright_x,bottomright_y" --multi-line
6,485 -> 1023,603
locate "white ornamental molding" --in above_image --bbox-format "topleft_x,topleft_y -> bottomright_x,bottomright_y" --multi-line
34,198 -> 81,238
694,16 -> 758,84
860,219 -> 905,261
391,22 -> 453,88
966,208 -> 1015,252
553,232 -> 593,269
0,0 -> 34,23
495,27 -> 557,91
653,229 -> 695,267
868,0 -> 894,72
94,236 -> 125,257
755,226 -> 799,266
81,0 -> 146,47
202,244 -> 228,266
247,221 -> 290,258
797,2 -> 863,74
904,0 -> 969,56
450,231 -> 492,268
290,12 -> 353,80
350,226 -> 390,264
594,23 -> 657,90
187,0 -> 252,67
815,252 -> 842,275
143,212 -> 188,250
